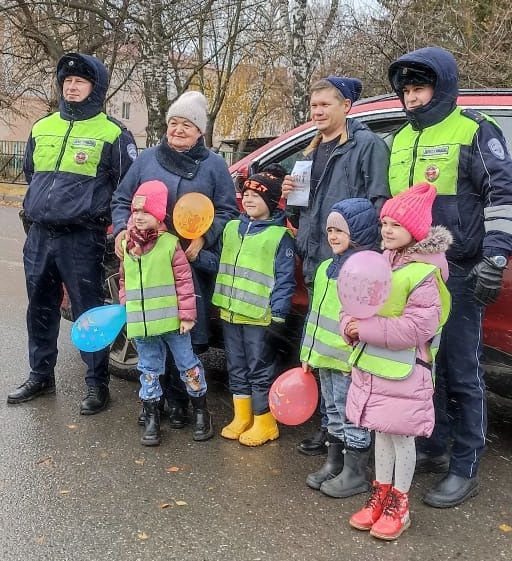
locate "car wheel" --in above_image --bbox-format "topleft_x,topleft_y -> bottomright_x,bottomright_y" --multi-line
108,326 -> 139,382
105,272 -> 139,382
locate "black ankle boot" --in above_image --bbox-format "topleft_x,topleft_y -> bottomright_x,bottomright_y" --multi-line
306,436 -> 344,490
190,395 -> 213,441
141,400 -> 161,446
320,446 -> 371,498
138,398 -> 166,426
297,427 -> 328,456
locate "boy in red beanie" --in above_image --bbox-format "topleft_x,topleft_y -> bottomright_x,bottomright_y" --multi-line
118,180 -> 212,446
342,183 -> 452,540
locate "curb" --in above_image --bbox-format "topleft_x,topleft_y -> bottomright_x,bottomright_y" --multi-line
0,193 -> 23,205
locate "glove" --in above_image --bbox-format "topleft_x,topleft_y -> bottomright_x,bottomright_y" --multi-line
467,257 -> 506,305
265,319 -> 289,346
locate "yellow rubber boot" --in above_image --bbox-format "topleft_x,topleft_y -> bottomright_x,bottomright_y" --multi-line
221,396 -> 253,440
239,412 -> 279,446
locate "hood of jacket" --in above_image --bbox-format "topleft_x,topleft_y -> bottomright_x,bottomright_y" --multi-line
326,197 -> 380,279
389,47 -> 459,130
57,54 -> 109,120
238,209 -> 287,235
385,225 -> 453,280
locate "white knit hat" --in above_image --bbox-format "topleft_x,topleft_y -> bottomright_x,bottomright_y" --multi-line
165,91 -> 208,134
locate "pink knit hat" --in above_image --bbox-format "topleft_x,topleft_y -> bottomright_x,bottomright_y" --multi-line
131,180 -> 168,222
380,182 -> 437,241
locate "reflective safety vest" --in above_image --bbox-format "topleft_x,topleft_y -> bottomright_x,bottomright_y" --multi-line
212,220 -> 287,320
389,107 -> 497,196
300,259 -> 352,371
349,262 -> 451,380
123,233 -> 180,338
31,112 -> 123,178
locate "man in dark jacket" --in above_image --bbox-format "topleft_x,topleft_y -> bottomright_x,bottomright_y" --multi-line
388,46 -> 512,507
282,76 -> 390,455
7,53 -> 137,414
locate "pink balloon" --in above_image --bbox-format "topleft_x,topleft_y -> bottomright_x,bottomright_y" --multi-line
269,367 -> 318,426
337,251 -> 392,319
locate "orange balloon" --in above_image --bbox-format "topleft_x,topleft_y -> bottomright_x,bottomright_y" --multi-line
172,193 -> 214,239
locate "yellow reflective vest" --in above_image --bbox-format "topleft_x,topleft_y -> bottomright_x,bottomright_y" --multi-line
123,233 -> 180,338
300,259 -> 352,372
350,262 -> 451,380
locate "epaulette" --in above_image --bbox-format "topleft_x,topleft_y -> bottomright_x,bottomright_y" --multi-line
106,115 -> 128,130
461,108 -> 486,123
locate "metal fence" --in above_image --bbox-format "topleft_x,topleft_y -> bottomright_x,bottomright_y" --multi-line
0,140 -> 27,183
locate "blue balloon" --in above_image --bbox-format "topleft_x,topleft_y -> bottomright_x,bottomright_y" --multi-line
71,304 -> 127,352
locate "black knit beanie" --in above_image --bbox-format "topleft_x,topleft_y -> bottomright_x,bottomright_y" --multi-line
242,164 -> 286,215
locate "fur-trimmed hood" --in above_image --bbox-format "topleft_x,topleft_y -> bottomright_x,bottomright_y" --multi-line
385,225 -> 452,281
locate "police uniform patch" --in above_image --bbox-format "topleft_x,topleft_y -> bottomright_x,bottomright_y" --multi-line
286,247 -> 294,259
74,151 -> 88,164
488,138 -> 505,160
425,165 -> 440,182
127,143 -> 138,161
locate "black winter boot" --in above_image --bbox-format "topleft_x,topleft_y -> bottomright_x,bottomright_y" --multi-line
138,398 -> 166,426
306,435 -> 345,490
190,395 -> 214,441
320,446 -> 371,498
297,427 -> 328,456
141,400 -> 161,446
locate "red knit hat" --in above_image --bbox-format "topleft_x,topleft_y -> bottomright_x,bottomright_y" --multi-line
380,183 -> 437,241
131,180 -> 168,222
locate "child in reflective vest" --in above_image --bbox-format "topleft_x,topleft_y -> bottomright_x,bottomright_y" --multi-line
118,180 -> 211,447
342,183 -> 452,540
300,198 -> 379,498
212,165 -> 295,446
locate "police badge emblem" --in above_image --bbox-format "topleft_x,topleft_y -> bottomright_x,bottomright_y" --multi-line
425,165 -> 440,182
74,151 -> 89,164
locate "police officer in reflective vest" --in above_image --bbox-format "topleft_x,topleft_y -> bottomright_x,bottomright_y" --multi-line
213,165 -> 295,447
388,46 -> 512,507
7,53 -> 137,413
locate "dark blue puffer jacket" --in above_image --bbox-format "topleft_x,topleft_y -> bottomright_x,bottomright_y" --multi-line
388,46 -> 512,260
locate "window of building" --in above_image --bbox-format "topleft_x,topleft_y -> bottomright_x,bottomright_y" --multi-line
122,102 -> 131,120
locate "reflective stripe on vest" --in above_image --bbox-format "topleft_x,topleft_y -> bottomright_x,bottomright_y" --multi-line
350,262 -> 451,380
123,233 -> 180,338
31,112 -> 122,178
389,107 -> 484,195
300,259 -> 352,371
212,220 -> 288,319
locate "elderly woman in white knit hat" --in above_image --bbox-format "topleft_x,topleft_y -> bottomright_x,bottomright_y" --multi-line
111,90 -> 238,440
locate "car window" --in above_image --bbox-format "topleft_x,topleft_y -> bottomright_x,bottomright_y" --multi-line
492,114 -> 512,146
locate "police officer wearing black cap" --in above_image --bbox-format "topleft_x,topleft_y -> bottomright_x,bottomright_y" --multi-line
388,47 -> 512,508
7,53 -> 137,414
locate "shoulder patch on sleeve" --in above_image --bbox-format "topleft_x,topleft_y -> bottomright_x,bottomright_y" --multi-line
487,138 -> 506,160
126,143 -> 138,161
461,108 -> 486,123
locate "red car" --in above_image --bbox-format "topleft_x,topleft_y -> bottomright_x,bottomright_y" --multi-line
81,89 -> 512,398
230,89 -> 512,399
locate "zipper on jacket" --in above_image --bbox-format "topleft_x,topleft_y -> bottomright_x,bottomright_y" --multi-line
45,120 -> 75,217
138,260 -> 148,337
409,130 -> 422,187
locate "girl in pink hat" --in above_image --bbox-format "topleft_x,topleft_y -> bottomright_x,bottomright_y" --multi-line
340,183 -> 452,540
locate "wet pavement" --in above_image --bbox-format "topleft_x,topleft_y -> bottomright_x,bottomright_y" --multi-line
0,206 -> 511,561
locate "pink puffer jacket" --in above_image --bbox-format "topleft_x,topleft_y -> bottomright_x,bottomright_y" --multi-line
341,226 -> 452,437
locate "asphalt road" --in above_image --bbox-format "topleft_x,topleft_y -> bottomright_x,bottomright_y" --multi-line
0,205 -> 511,561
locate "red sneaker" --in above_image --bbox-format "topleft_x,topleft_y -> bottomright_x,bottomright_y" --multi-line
349,481 -> 392,531
370,487 -> 410,540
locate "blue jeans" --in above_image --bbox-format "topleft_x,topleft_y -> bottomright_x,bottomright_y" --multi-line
135,331 -> 206,401
319,368 -> 370,449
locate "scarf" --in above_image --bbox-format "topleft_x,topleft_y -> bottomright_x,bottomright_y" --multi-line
126,227 -> 160,259
155,135 -> 210,179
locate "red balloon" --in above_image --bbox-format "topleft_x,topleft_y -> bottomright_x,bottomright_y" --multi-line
269,367 -> 319,426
